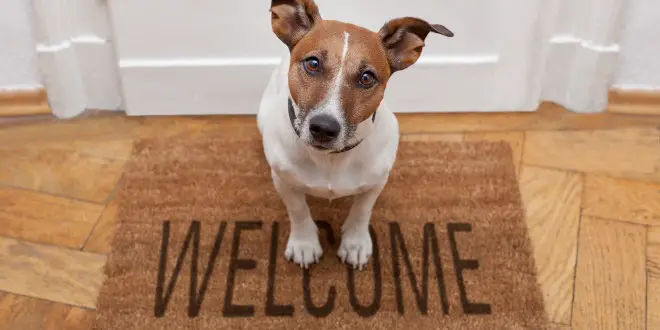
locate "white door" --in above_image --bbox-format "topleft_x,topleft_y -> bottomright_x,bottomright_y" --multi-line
106,0 -> 545,115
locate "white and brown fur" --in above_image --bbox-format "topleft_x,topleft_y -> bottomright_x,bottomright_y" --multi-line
257,0 -> 453,269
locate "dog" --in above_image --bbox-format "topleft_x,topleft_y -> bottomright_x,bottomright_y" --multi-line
257,0 -> 453,270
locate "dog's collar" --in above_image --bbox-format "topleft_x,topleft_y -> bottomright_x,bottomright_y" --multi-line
288,98 -> 376,154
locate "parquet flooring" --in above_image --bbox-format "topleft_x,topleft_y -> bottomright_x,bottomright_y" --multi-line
0,103 -> 658,329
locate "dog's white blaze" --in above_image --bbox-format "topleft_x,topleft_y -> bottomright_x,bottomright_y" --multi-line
336,31 -> 350,90
322,31 -> 350,121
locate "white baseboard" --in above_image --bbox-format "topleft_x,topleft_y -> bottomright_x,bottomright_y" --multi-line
30,0 -> 123,118
36,37 -> 124,118
542,35 -> 620,113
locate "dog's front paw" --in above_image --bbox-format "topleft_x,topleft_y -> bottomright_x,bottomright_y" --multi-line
284,234 -> 323,268
338,227 -> 372,270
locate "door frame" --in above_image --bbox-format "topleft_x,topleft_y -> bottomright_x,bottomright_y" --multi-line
30,0 -> 628,118
529,0 -> 628,113
29,0 -> 124,119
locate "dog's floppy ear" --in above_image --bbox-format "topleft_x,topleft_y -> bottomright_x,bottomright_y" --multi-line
378,17 -> 453,72
270,0 -> 322,50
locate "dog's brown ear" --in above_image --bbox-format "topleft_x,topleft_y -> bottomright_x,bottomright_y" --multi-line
270,0 -> 322,50
378,17 -> 453,72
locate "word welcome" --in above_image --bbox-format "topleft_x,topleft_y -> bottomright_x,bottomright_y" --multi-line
154,220 -> 492,318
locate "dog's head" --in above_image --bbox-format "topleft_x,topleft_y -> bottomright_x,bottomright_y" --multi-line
270,0 -> 453,152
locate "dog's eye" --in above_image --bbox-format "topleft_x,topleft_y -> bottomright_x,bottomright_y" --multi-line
358,71 -> 377,88
303,57 -> 321,73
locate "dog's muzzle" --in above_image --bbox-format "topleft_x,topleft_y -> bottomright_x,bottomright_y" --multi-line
288,97 -> 375,153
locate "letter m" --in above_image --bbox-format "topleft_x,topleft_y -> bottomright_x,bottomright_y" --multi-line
390,222 -> 449,315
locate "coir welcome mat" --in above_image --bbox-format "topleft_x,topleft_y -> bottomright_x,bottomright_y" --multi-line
93,129 -> 550,329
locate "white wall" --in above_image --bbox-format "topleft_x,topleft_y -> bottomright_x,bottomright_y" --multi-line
0,1 -> 42,90
0,0 -> 658,100
614,0 -> 660,90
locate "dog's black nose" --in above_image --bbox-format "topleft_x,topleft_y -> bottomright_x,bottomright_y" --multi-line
309,114 -> 340,142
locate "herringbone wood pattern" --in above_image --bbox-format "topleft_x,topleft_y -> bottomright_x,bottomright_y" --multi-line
0,103 -> 658,329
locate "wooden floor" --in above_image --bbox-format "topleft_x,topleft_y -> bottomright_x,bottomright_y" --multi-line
0,102 -> 658,329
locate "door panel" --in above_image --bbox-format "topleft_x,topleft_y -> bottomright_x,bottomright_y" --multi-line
107,0 -> 542,115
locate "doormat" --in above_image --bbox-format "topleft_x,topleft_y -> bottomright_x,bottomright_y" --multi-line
93,129 -> 550,329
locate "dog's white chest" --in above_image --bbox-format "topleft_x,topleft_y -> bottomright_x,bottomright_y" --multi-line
275,156 -> 381,200
305,175 -> 374,200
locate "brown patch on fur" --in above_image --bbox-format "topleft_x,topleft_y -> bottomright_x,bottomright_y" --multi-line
289,20 -> 392,125
341,23 -> 392,124
378,17 -> 454,72
270,0 -> 321,49
287,21 -> 343,116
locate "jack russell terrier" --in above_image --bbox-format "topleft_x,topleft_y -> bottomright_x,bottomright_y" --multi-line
257,0 -> 453,270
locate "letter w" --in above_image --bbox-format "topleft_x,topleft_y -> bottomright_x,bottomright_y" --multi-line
154,221 -> 227,318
